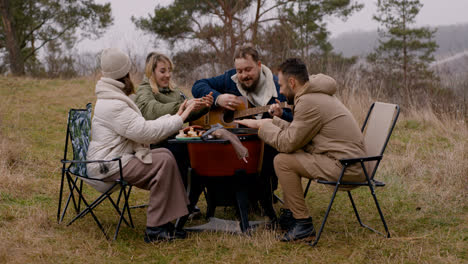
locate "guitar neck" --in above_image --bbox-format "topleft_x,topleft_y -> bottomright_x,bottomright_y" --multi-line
234,102 -> 289,119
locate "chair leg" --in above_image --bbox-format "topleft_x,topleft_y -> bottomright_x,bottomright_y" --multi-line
125,186 -> 134,228
68,176 -> 81,213
303,179 -> 312,198
347,191 -> 364,226
59,175 -> 81,223
93,185 -> 134,229
67,191 -> 108,224
108,194 -> 132,228
66,178 -> 112,240
58,170 -> 66,222
348,189 -> 390,238
113,186 -> 133,240
273,193 -> 284,204
309,184 -> 340,247
77,179 -> 83,212
368,186 -> 391,238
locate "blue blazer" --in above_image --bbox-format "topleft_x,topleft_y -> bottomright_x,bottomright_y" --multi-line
191,69 -> 293,121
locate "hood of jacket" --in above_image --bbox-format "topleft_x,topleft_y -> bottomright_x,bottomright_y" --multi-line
295,73 -> 337,100
96,77 -> 142,115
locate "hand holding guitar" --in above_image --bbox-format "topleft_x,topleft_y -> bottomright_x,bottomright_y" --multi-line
235,118 -> 272,129
268,99 -> 283,117
217,94 -> 244,111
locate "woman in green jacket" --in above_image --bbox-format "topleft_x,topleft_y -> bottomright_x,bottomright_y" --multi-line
135,52 -> 212,122
135,52 -> 212,218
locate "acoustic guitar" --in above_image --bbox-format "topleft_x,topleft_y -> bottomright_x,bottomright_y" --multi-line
190,96 -> 291,128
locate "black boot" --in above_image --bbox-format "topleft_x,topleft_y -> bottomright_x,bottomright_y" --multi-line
281,217 -> 316,242
167,221 -> 187,239
278,208 -> 295,231
144,223 -> 175,243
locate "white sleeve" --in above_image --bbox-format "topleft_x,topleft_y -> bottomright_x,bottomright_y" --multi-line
109,102 -> 184,144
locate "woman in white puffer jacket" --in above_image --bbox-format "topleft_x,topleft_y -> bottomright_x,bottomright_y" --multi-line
87,48 -> 194,242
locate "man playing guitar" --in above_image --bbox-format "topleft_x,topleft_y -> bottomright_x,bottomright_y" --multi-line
191,44 -> 293,226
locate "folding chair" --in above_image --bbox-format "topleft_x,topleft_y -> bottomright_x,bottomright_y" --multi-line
302,102 -> 400,246
57,103 -> 134,240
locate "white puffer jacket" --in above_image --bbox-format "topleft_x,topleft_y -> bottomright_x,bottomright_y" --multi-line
86,77 -> 183,192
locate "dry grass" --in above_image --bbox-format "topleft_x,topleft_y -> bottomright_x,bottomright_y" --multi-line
0,76 -> 467,263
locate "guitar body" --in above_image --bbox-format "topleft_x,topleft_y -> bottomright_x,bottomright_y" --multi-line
190,97 -> 248,128
190,96 -> 290,129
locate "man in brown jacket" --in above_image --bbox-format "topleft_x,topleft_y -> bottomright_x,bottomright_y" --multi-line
236,58 -> 366,241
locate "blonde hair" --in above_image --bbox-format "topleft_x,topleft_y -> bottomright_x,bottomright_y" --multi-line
144,52 -> 175,94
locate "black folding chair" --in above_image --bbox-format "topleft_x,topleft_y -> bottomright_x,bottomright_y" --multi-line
302,102 -> 400,246
57,103 -> 134,240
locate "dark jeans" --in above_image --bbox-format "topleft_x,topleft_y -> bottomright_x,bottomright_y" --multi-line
249,143 -> 278,219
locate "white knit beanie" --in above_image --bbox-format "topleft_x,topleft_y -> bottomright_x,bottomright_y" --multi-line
100,48 -> 131,80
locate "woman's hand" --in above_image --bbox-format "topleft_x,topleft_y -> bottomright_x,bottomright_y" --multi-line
177,100 -> 196,122
186,91 -> 214,111
187,98 -> 206,111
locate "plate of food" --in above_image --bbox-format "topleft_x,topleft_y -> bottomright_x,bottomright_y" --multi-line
175,135 -> 201,140
175,126 -> 205,140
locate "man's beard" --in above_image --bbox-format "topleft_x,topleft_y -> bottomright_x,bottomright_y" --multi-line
240,76 -> 260,92
284,84 -> 295,105
286,94 -> 295,105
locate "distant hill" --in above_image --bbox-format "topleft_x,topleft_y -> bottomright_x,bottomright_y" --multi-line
331,23 -> 468,59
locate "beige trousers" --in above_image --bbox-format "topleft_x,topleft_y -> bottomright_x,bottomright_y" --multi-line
273,153 -> 314,219
106,148 -> 189,227
274,152 -> 365,220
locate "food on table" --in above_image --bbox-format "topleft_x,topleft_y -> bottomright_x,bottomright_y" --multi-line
176,126 -> 206,139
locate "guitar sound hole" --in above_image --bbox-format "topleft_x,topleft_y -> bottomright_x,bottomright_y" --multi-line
223,110 -> 234,123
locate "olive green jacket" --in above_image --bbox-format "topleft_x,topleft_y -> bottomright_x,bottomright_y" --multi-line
135,79 -> 209,122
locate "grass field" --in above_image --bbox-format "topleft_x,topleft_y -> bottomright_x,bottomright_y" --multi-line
0,76 -> 466,263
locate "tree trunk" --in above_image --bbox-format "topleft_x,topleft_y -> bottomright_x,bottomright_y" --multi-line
0,0 -> 24,75
251,0 -> 261,45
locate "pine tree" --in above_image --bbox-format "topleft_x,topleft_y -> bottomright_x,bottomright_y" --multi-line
369,0 -> 437,99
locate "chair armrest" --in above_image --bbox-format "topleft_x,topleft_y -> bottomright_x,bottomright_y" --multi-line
61,157 -> 125,182
61,157 -> 122,164
339,155 -> 382,166
317,179 -> 386,187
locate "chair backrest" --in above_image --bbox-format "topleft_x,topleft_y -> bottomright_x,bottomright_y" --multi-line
361,102 -> 400,178
64,103 -> 92,177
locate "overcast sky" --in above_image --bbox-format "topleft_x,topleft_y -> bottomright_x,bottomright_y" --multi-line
77,0 -> 468,54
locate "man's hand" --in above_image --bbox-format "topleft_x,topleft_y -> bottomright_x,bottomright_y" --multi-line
202,92 -> 214,107
234,118 -> 272,129
216,94 -> 243,111
268,99 -> 283,117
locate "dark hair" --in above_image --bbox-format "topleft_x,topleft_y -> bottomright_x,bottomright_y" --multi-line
233,44 -> 260,62
116,73 -> 135,96
278,58 -> 309,84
